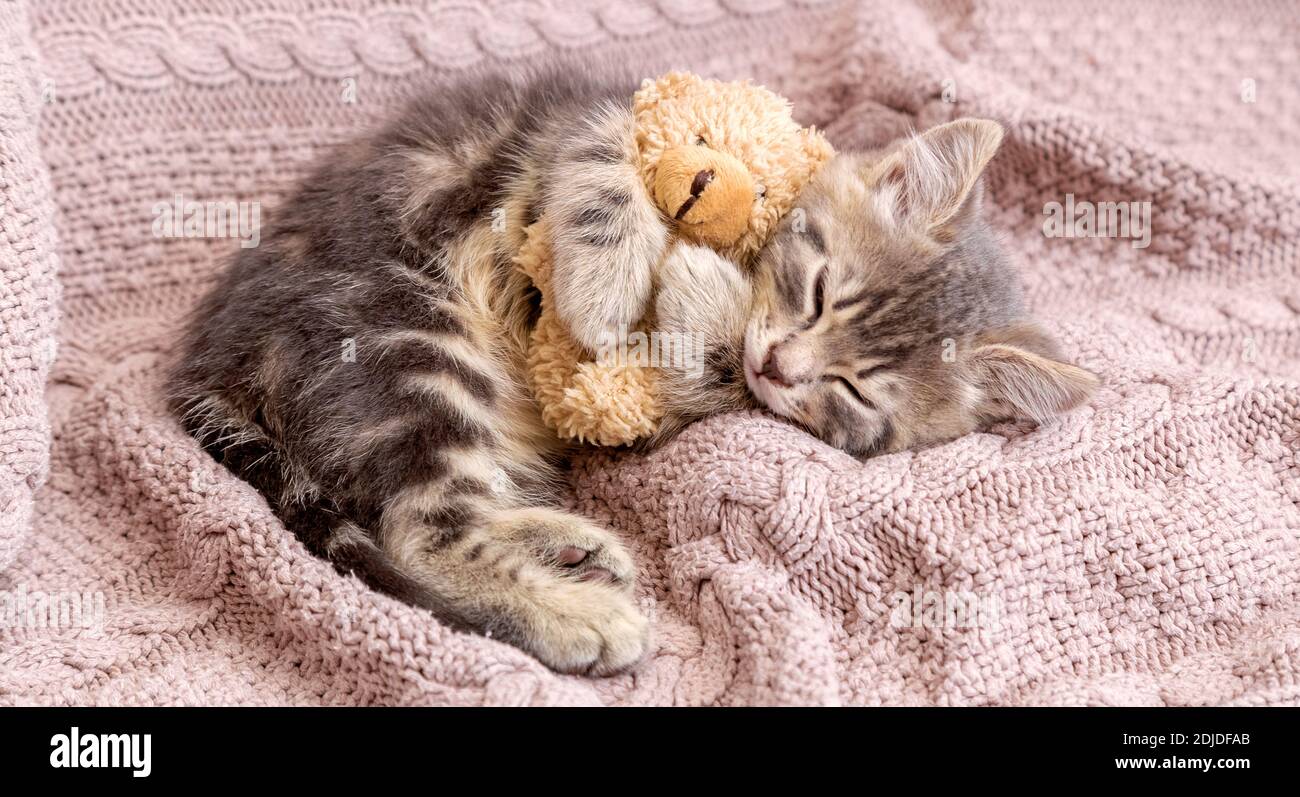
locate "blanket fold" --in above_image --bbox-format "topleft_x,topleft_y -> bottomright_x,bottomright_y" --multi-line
0,1 -> 60,574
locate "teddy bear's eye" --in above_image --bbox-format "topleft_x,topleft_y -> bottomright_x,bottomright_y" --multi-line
755,185 -> 767,200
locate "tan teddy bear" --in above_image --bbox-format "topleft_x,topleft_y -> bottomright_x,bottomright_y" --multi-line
516,72 -> 834,446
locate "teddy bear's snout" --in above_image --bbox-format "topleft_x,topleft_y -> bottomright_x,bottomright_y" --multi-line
652,145 -> 754,248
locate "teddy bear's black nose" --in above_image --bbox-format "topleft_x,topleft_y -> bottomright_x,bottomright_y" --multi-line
690,169 -> 715,195
674,169 -> 716,220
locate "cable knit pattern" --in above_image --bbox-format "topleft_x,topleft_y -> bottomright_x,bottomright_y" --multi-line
34,1 -> 833,95
1,0 -> 1298,705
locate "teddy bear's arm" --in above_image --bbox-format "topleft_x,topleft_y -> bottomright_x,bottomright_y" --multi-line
542,105 -> 670,354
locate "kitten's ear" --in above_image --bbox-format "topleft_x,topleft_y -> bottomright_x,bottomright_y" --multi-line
868,118 -> 1003,237
968,327 -> 1099,423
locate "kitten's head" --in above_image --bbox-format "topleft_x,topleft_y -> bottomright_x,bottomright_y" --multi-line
743,118 -> 1099,457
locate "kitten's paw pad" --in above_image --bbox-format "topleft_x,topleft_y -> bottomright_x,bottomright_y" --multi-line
556,546 -> 588,566
499,509 -> 635,590
553,545 -> 614,581
527,583 -> 650,676
547,538 -> 634,589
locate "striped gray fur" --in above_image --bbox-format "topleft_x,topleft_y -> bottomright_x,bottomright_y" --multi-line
168,66 -> 673,675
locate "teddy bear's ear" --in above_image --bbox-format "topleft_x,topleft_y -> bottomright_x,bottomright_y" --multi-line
635,71 -> 702,111
799,127 -> 835,170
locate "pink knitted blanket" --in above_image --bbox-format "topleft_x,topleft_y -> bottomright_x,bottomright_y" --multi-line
2,0 -> 1298,706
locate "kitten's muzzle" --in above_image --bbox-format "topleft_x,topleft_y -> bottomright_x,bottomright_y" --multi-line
744,333 -> 820,418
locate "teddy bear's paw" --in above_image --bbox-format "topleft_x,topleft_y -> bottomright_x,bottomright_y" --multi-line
552,364 -> 658,447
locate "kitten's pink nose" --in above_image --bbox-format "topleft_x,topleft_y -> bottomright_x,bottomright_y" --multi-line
760,347 -> 790,387
761,339 -> 818,386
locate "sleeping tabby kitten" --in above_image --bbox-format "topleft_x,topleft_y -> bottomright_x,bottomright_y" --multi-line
656,118 -> 1100,456
169,60 -> 1093,677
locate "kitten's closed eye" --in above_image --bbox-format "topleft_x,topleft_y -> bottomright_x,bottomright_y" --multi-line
809,266 -> 827,325
825,374 -> 874,409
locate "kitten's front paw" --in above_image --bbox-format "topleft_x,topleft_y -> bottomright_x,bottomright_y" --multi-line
586,323 -> 624,364
658,240 -> 733,286
554,279 -> 650,357
656,242 -> 751,337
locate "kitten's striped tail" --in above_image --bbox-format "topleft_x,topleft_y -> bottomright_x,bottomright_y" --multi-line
323,530 -> 479,634
173,396 -> 480,634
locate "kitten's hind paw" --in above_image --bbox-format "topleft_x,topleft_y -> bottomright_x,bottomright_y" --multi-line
486,508 -> 648,675
526,579 -> 650,676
